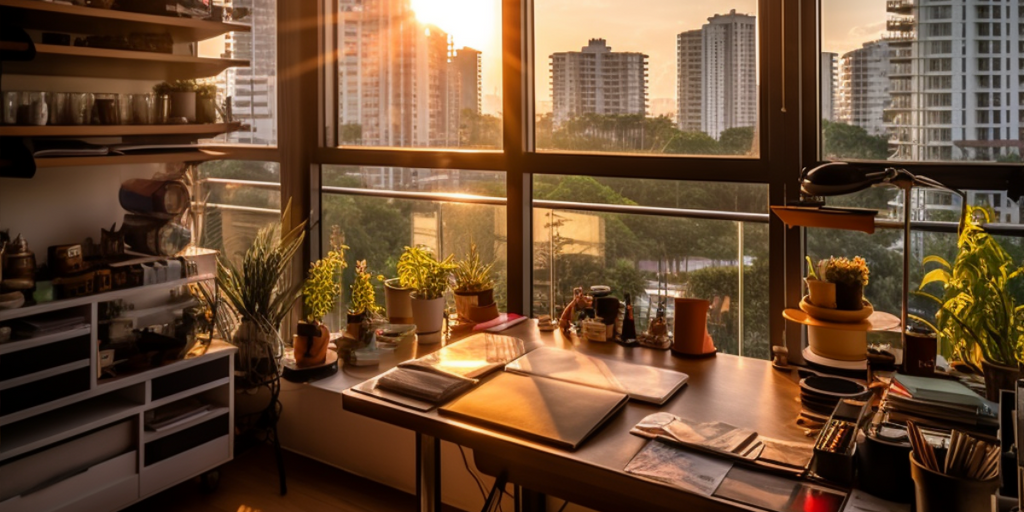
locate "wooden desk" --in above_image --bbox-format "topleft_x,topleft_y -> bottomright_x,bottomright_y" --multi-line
341,321 -> 812,512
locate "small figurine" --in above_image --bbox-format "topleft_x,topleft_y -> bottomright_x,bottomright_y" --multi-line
559,286 -> 592,333
772,345 -> 790,369
637,297 -> 672,349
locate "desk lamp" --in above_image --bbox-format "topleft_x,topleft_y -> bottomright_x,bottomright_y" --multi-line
775,161 -> 966,344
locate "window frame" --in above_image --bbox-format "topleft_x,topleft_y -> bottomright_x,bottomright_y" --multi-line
268,0 -> 1024,358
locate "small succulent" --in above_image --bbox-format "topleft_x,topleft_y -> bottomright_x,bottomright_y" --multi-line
823,256 -> 870,288
349,259 -> 384,316
453,242 -> 495,293
397,246 -> 455,300
302,227 -> 348,324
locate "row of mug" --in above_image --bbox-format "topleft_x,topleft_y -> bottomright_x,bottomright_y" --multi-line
1,91 -> 173,126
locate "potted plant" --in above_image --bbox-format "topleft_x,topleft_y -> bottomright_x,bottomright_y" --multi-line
216,200 -> 305,385
196,83 -> 218,124
452,242 -> 498,323
804,256 -> 836,308
347,259 -> 383,338
823,256 -> 869,311
914,207 -> 1024,400
153,79 -> 199,123
296,232 -> 347,367
398,246 -> 455,336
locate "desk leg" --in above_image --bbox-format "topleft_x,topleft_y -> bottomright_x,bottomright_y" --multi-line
519,487 -> 546,512
416,433 -> 442,512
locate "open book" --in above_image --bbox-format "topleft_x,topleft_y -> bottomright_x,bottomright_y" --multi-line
504,346 -> 688,404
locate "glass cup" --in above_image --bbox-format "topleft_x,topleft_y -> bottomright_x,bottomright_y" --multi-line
155,94 -> 171,125
117,94 -> 133,125
17,91 -> 49,126
66,93 -> 93,125
94,93 -> 119,125
132,93 -> 155,125
48,92 -> 69,125
1,91 -> 17,124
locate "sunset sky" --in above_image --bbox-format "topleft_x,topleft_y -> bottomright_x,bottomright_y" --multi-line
413,0 -> 890,116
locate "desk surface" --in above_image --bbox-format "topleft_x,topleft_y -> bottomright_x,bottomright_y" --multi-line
341,320 -> 813,512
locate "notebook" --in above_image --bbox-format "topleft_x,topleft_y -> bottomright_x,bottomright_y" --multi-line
892,373 -> 995,414
439,372 -> 629,450
504,346 -> 688,405
399,333 -> 531,379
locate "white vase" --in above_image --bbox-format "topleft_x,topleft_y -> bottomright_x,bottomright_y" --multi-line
411,296 -> 445,336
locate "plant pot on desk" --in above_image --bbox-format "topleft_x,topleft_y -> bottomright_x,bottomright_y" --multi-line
293,321 -> 329,368
411,295 -> 445,337
384,278 -> 414,324
981,359 -> 1020,402
454,287 -> 494,321
804,278 -> 836,309
345,312 -> 365,339
169,92 -> 196,123
834,281 -> 864,311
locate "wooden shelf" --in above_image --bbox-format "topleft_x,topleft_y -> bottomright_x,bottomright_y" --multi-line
0,122 -> 241,138
0,359 -> 91,391
0,0 -> 250,42
34,149 -> 228,168
0,273 -> 214,322
144,406 -> 229,442
2,44 -> 249,80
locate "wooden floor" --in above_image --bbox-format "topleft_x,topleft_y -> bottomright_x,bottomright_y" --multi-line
125,445 -> 463,512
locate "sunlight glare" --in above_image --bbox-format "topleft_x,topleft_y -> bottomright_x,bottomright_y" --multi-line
409,0 -> 496,52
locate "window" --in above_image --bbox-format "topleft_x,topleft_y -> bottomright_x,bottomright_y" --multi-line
196,161 -> 281,266
198,1 -> 278,146
534,1 -> 759,156
330,0 -> 503,149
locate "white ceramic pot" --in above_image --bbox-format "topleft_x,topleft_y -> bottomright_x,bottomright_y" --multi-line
411,296 -> 445,336
168,92 -> 196,123
384,278 -> 414,324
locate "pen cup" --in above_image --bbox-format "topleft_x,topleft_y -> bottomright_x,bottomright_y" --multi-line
909,452 -> 997,512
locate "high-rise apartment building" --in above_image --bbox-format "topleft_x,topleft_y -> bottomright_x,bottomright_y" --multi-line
820,52 -> 837,122
550,39 -> 648,126
337,0 -> 460,148
221,0 -> 277,145
676,30 -> 703,132
701,10 -> 757,140
452,47 -> 482,116
886,0 -> 1024,161
836,41 -> 890,137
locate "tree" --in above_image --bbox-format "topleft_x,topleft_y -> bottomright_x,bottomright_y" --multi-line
821,120 -> 890,160
459,109 -> 501,148
340,123 -> 362,144
718,127 -> 756,156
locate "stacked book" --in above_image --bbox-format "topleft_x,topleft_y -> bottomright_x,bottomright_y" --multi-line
880,373 -> 997,436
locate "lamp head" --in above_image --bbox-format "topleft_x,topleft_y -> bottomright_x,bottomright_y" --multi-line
801,162 -> 895,197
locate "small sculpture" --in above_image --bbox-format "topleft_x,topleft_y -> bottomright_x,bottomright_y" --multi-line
559,286 -> 592,333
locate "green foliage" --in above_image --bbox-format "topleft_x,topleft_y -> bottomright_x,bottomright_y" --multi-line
460,109 -> 502,148
397,246 -> 456,300
821,120 -> 890,160
822,256 -> 870,287
454,242 -> 495,292
340,123 -> 363,144
217,199 -> 306,345
718,127 -> 756,156
350,259 -> 384,315
916,207 -> 1024,367
153,79 -> 215,97
302,228 -> 348,324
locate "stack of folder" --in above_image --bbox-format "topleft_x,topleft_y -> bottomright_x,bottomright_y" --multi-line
881,373 -> 997,435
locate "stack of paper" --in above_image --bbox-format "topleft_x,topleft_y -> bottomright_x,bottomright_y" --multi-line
881,373 -> 997,434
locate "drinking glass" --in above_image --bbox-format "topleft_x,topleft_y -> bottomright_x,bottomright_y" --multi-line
48,92 -> 69,125
94,93 -> 119,125
117,94 -> 133,125
132,93 -> 155,125
67,93 -> 93,125
17,91 -> 49,126
1,91 -> 17,124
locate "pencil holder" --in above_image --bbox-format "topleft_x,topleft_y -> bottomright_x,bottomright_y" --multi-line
909,452 -> 997,512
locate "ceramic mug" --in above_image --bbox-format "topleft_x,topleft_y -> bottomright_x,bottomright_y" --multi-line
1,91 -> 17,124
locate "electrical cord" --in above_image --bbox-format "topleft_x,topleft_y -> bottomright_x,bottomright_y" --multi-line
458,445 -> 514,512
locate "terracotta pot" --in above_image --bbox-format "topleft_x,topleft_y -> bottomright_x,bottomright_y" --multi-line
411,296 -> 445,335
293,323 -> 330,368
805,279 -> 836,309
384,278 -> 414,324
672,298 -> 715,357
345,312 -> 365,339
834,281 -> 864,311
982,359 -> 1020,402
453,287 -> 494,321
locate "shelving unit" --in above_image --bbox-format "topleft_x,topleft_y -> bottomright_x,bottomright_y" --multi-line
0,0 -> 251,41
0,123 -> 241,138
0,5 -> 244,510
2,44 -> 249,80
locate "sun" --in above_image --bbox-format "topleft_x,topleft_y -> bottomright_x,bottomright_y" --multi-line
409,0 -> 498,52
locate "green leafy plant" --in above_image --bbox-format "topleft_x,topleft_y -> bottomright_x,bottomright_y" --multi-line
823,256 -> 870,287
217,200 -> 306,374
913,207 -> 1024,368
453,242 -> 495,293
302,227 -> 348,324
153,79 -> 200,95
350,259 -> 384,315
397,246 -> 455,300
